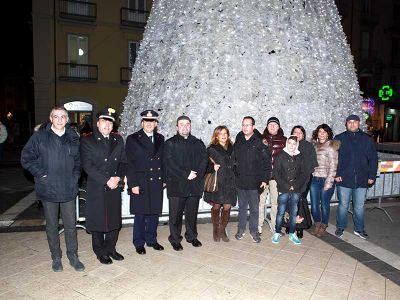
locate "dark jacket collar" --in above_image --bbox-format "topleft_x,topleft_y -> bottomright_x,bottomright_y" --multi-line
210,143 -> 233,155
175,133 -> 196,142
44,123 -> 79,144
235,131 -> 259,144
138,128 -> 162,155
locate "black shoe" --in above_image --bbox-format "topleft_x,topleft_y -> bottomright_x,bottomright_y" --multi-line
69,256 -> 85,271
135,246 -> 146,255
189,239 -> 202,247
335,228 -> 344,238
150,242 -> 164,251
52,259 -> 63,272
297,230 -> 304,239
172,243 -> 183,251
97,255 -> 113,265
109,251 -> 124,261
285,227 -> 290,234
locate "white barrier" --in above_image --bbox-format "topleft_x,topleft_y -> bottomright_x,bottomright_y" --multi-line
75,159 -> 400,226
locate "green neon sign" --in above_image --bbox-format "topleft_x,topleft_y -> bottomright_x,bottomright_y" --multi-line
386,114 -> 393,121
379,85 -> 393,101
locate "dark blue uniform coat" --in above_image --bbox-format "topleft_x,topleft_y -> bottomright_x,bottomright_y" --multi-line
80,130 -> 127,232
126,129 -> 164,215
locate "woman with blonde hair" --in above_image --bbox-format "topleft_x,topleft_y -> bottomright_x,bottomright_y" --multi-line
204,126 -> 237,242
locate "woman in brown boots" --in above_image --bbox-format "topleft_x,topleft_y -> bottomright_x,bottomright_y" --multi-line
204,126 -> 237,242
310,124 -> 340,237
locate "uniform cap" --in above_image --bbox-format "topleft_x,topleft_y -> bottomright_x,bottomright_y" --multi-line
96,107 -> 117,122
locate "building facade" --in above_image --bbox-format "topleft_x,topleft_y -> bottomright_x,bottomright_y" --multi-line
336,0 -> 400,141
32,0 -> 152,130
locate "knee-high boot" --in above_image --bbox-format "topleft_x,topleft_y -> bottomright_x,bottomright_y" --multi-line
211,208 -> 221,242
220,208 -> 231,242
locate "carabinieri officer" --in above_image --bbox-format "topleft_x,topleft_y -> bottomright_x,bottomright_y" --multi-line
125,110 -> 165,255
80,107 -> 127,264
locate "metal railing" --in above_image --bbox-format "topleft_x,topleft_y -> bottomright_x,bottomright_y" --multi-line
120,67 -> 132,84
59,0 -> 97,22
120,7 -> 149,27
58,63 -> 98,82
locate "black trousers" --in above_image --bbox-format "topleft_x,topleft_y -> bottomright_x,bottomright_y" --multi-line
168,196 -> 200,245
91,229 -> 119,257
42,200 -> 77,260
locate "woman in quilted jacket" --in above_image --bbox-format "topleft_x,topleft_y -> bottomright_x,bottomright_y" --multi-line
310,124 -> 340,237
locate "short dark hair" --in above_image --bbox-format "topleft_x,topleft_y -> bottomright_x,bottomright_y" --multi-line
291,125 -> 306,139
243,116 -> 255,125
312,124 -> 334,141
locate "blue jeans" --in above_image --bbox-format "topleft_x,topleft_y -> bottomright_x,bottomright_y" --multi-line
275,192 -> 300,234
310,177 -> 335,224
336,186 -> 367,232
237,189 -> 259,235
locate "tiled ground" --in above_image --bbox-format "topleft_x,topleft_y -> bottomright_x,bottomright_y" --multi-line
1,223 -> 399,300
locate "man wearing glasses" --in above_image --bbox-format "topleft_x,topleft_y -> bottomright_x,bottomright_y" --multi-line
21,107 -> 85,272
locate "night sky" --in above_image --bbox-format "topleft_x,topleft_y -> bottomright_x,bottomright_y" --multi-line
1,1 -> 33,79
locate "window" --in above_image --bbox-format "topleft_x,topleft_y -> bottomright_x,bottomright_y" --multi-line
362,0 -> 371,15
68,34 -> 88,64
128,41 -> 140,68
67,0 -> 89,16
126,0 -> 147,23
68,34 -> 89,77
361,31 -> 370,59
128,0 -> 146,11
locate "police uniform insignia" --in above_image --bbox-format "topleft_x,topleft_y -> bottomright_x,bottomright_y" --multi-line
108,108 -> 116,116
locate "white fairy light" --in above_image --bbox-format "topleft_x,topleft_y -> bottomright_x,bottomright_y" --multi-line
120,0 -> 362,141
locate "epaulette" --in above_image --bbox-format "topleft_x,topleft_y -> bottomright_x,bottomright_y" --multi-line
111,132 -> 121,136
82,132 -> 93,137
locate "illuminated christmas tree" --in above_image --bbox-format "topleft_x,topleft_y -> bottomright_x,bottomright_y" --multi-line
120,0 -> 362,140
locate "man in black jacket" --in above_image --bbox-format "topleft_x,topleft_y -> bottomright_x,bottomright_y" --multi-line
234,116 -> 271,243
21,107 -> 84,272
80,107 -> 127,264
164,116 -> 208,251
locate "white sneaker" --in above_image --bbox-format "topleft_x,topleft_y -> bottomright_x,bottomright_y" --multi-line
271,232 -> 281,244
289,233 -> 301,245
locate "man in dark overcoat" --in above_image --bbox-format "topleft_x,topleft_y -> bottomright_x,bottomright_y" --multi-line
164,115 -> 208,251
125,110 -> 165,255
80,107 -> 127,264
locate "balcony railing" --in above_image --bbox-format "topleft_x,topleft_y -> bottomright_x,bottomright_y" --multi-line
59,63 -> 98,82
120,7 -> 149,28
59,0 -> 97,22
120,67 -> 132,84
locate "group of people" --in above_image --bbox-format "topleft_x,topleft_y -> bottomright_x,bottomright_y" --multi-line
20,106 -> 378,272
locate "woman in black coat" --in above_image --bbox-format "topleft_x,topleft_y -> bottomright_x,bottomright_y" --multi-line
204,126 -> 237,242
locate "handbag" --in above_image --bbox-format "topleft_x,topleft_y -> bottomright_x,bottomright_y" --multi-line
204,170 -> 218,192
204,156 -> 218,192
